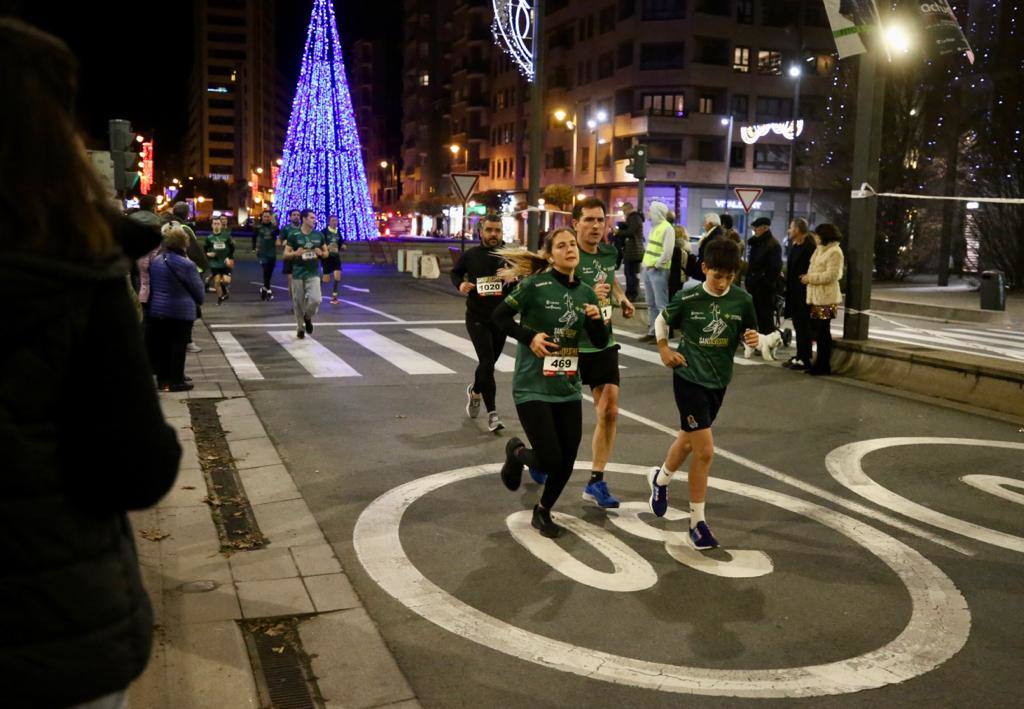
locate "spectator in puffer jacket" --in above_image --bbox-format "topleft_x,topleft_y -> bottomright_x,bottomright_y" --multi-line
147,223 -> 205,391
0,18 -> 180,708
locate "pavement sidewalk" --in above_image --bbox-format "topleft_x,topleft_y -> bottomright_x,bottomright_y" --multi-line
871,275 -> 1022,327
127,321 -> 419,709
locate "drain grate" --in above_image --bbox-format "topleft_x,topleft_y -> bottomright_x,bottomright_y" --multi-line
188,399 -> 268,552
241,618 -> 322,709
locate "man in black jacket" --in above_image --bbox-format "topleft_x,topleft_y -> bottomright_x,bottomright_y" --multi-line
450,213 -> 511,432
685,213 -> 724,282
615,202 -> 645,301
783,218 -> 816,369
745,217 -> 783,334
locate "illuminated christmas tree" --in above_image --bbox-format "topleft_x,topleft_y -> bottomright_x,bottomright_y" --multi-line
276,0 -> 376,239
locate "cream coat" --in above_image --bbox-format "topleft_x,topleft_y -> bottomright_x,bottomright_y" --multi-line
805,241 -> 844,305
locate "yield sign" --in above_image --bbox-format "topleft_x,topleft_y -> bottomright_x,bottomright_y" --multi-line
450,173 -> 480,203
734,187 -> 764,214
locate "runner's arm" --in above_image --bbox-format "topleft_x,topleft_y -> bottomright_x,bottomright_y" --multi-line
655,312 -> 671,344
492,301 -> 537,345
450,251 -> 469,290
583,313 -> 609,349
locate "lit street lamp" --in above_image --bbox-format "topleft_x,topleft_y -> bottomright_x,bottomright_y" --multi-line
788,62 -> 803,227
588,111 -> 610,195
553,107 -> 579,198
721,115 -> 734,210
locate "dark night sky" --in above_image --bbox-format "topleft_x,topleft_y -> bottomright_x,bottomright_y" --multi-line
0,0 -> 401,164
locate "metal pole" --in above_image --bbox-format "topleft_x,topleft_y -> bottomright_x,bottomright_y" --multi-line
461,200 -> 467,251
592,130 -> 598,193
843,50 -> 886,341
788,74 -> 801,227
570,111 -> 578,195
722,115 -> 734,207
526,0 -> 545,250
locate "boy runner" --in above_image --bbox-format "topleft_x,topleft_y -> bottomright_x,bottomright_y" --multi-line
283,209 -> 326,339
204,215 -> 235,305
648,238 -> 760,549
322,215 -> 345,304
255,211 -> 279,301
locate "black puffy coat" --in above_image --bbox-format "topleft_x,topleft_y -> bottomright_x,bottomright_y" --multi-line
0,252 -> 180,707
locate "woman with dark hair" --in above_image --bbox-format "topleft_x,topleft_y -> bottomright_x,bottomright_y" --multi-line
492,228 -> 608,537
801,223 -> 845,376
0,18 -> 180,708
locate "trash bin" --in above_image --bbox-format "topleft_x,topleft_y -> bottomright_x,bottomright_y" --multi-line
979,270 -> 1006,311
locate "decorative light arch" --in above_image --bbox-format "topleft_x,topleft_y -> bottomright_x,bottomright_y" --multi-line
492,0 -> 534,80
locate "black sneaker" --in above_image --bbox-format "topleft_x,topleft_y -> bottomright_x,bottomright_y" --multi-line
531,504 -> 562,538
304,317 -> 314,334
297,328 -> 305,339
501,437 -> 524,491
163,381 -> 194,392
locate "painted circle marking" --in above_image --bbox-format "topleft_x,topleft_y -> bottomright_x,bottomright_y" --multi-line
353,462 -> 970,698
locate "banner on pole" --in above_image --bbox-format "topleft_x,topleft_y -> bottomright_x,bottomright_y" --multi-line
914,1 -> 975,64
822,0 -> 881,59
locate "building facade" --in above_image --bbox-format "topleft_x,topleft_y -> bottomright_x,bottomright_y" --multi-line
351,39 -> 399,209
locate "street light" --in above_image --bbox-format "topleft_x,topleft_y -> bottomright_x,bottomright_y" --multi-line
449,144 -> 461,155
553,107 -> 579,196
787,62 -> 804,227
721,115 -> 735,209
255,167 -> 264,175
275,158 -> 283,166
380,160 -> 389,169
587,111 -> 610,194
883,22 -> 913,55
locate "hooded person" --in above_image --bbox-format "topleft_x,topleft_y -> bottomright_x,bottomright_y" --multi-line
638,200 -> 674,343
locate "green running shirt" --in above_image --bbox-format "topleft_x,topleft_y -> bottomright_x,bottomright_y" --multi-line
286,229 -> 325,280
575,242 -> 619,353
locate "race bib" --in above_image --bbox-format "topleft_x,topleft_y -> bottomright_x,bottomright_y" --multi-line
302,251 -> 317,261
601,304 -> 613,321
213,241 -> 226,250
476,276 -> 503,296
543,349 -> 578,377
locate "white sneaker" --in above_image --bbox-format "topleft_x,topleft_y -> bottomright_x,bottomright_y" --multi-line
465,384 -> 481,419
488,412 -> 504,432
186,343 -> 202,353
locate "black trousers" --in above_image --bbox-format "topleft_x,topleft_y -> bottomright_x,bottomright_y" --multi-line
811,317 -> 833,373
146,317 -> 192,385
514,400 -> 583,510
791,299 -> 813,364
623,259 -> 641,301
466,315 -> 506,412
752,286 -> 777,334
261,260 -> 276,290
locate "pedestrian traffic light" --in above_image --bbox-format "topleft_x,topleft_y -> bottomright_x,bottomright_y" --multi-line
625,144 -> 647,181
108,119 -> 141,194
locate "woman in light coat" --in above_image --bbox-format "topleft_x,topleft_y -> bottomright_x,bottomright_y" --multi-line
800,223 -> 844,375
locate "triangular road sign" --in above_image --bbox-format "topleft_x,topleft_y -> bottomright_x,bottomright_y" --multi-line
451,173 -> 480,203
734,187 -> 764,214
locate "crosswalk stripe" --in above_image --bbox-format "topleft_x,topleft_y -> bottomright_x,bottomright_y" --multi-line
407,328 -> 517,372
844,328 -> 1024,362
213,332 -> 265,380
943,327 -> 1024,345
268,331 -> 361,377
340,329 -> 455,375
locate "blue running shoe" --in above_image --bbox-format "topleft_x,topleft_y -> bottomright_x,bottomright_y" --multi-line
648,467 -> 668,517
528,468 -> 547,485
582,480 -> 620,508
689,521 -> 719,550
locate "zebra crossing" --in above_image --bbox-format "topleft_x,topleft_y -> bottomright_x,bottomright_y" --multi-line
208,323 -> 764,382
831,323 -> 1024,364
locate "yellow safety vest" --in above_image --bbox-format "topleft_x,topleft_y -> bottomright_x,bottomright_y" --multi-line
642,222 -> 673,269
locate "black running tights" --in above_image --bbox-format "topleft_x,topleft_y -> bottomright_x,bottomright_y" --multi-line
514,400 -> 583,510
466,316 -> 506,412
261,260 -> 276,290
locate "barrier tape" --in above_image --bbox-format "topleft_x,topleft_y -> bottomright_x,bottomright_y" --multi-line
850,182 -> 1024,205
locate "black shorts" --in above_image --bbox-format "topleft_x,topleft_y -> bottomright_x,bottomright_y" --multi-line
282,259 -> 294,275
673,376 -> 726,432
322,255 -> 341,273
210,266 -> 232,277
579,346 -> 620,389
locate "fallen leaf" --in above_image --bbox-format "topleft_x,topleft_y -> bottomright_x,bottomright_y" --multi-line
181,486 -> 197,490
139,528 -> 171,542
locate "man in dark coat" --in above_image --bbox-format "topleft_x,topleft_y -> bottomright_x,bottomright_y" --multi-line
783,217 -> 816,369
615,202 -> 645,301
745,217 -> 783,334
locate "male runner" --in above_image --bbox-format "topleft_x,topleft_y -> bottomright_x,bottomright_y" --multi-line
283,209 -> 326,339
204,215 -> 235,305
322,215 -> 346,304
280,209 -> 302,290
254,210 -> 279,301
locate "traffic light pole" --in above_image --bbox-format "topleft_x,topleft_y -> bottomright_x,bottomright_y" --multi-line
525,0 -> 545,251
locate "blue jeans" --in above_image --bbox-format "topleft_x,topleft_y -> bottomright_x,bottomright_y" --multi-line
642,266 -> 669,335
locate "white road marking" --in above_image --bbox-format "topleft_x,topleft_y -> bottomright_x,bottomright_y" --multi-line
340,329 -> 455,375
960,474 -> 1024,506
337,298 -> 403,321
212,332 -> 265,380
343,285 -> 371,293
867,327 -> 1024,359
210,320 -> 465,329
268,331 -> 360,378
353,462 -> 970,698
947,327 -> 1024,342
826,437 -> 1024,554
408,328 -> 516,372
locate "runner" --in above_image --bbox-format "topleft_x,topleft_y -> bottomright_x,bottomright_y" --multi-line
647,238 -> 760,549
322,215 -> 346,304
450,212 -> 511,433
280,209 -> 302,290
493,228 -> 608,538
572,197 -> 635,509
204,215 -> 235,305
254,210 -> 279,301
283,209 -> 326,339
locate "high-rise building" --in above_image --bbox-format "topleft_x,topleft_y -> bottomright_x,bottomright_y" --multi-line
351,39 -> 397,208
402,0 -> 835,236
185,0 -> 284,211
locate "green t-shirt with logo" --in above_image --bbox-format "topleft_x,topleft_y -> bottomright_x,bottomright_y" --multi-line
255,224 -> 279,263
204,232 -> 235,269
287,229 -> 325,280
324,227 -> 343,255
575,243 -> 619,353
661,285 -> 758,390
504,271 -> 600,405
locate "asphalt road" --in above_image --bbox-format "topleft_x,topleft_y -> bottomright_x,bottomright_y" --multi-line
203,257 -> 1024,708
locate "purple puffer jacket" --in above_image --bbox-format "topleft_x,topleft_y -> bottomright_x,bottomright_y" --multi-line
148,250 -> 204,321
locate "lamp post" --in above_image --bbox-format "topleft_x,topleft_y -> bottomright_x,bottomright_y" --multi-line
553,108 -> 579,201
588,109 -> 609,196
787,63 -> 803,227
721,115 -> 734,208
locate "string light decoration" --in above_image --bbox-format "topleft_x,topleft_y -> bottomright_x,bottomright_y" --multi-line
492,0 -> 534,80
276,0 -> 377,239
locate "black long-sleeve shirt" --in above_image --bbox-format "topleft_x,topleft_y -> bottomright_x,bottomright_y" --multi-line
785,237 -> 816,309
745,231 -> 783,293
450,244 -> 511,321
491,269 -> 610,350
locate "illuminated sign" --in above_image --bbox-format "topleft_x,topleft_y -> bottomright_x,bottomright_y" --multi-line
492,0 -> 534,80
715,199 -> 763,210
207,86 -> 229,93
140,140 -> 154,195
740,120 -> 804,145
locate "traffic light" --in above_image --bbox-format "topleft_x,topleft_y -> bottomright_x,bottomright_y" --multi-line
108,119 -> 141,194
625,143 -> 648,181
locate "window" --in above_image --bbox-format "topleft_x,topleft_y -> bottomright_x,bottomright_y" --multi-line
755,96 -> 793,120
209,148 -> 233,159
696,139 -> 722,162
209,132 -> 233,143
577,60 -> 592,84
546,0 -> 569,14
642,0 -> 686,21
552,146 -> 568,168
733,46 -> 750,73
754,144 -> 790,170
729,145 -> 746,168
696,36 -> 729,65
207,31 -> 245,43
639,42 -> 685,70
647,139 -> 683,164
599,5 -> 616,33
618,0 -> 635,20
757,50 -> 782,75
581,146 -> 590,172
813,53 -> 836,77
763,1 -> 801,27
736,0 -> 753,23
730,94 -> 749,120
805,2 -> 829,26
208,98 -> 234,109
418,71 -> 430,86
698,95 -> 714,114
209,48 -> 245,60
695,0 -> 729,15
642,93 -> 685,117
209,114 -> 233,125
617,41 -> 634,68
578,15 -> 593,41
598,51 -> 615,79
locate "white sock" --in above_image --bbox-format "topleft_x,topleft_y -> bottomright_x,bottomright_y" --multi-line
655,464 -> 675,486
690,501 -> 706,528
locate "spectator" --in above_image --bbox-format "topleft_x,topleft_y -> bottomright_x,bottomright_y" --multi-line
745,217 -> 783,334
0,18 -> 180,708
719,213 -> 743,246
685,213 -> 724,282
638,200 -> 674,343
170,202 -> 207,354
801,223 -> 845,376
783,218 -> 816,370
147,223 -> 205,391
667,213 -> 692,299
615,202 -> 645,301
